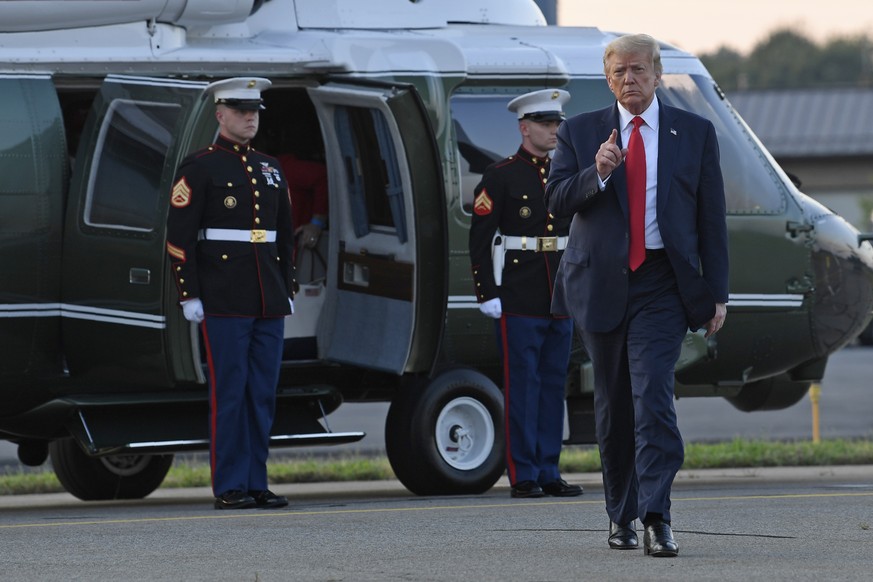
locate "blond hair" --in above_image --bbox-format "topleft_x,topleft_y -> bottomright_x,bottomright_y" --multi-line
603,33 -> 662,76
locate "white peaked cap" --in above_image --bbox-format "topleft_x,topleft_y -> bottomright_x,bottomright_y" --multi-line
208,77 -> 272,110
507,89 -> 571,121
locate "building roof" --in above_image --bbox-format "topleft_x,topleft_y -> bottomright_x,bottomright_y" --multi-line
728,87 -> 873,158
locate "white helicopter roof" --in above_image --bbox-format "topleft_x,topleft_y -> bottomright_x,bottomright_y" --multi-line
0,0 -> 706,80
0,0 -> 545,34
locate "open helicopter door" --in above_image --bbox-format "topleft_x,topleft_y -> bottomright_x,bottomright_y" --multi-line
61,75 -> 212,387
306,83 -> 447,374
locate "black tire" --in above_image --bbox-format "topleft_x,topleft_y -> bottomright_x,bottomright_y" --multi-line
725,375 -> 811,412
385,368 -> 505,496
49,438 -> 174,501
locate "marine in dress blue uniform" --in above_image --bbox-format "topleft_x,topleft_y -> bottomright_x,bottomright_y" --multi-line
468,89 -> 582,499
166,78 -> 296,510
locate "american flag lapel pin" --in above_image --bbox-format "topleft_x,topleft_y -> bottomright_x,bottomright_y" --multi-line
670,128 -> 677,136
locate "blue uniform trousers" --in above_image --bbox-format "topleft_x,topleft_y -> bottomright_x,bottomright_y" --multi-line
497,314 -> 573,485
581,253 -> 687,525
202,316 -> 284,497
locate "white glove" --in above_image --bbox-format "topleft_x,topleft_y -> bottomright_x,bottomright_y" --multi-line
181,299 -> 204,323
289,298 -> 295,314
479,297 -> 502,319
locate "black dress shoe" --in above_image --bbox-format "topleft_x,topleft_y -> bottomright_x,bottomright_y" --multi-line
608,521 -> 638,550
214,490 -> 257,510
541,479 -> 583,497
643,520 -> 679,557
510,480 -> 545,498
249,489 -> 289,509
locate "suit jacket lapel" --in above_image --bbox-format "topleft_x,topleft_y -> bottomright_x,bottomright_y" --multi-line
603,103 -> 629,218
657,104 -> 679,215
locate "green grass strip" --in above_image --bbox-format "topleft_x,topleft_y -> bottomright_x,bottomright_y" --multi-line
2,438 -> 872,496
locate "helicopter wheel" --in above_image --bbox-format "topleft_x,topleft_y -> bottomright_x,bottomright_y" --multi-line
385,367 -> 505,496
49,438 -> 174,501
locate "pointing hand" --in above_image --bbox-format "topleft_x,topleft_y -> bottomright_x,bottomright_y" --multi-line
596,129 -> 626,180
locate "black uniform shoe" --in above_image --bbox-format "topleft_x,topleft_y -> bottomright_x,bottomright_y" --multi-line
643,520 -> 679,557
214,490 -> 257,510
608,521 -> 638,550
249,489 -> 289,509
541,479 -> 583,497
510,480 -> 545,498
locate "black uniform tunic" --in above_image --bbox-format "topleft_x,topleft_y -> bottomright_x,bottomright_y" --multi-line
469,146 -> 570,316
166,135 -> 296,316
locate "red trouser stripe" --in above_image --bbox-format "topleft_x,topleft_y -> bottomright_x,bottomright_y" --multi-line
498,316 -> 516,484
201,321 -> 218,491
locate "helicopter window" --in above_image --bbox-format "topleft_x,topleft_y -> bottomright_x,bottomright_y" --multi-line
333,105 -> 406,241
451,95 -> 520,214
84,99 -> 180,231
656,75 -> 788,215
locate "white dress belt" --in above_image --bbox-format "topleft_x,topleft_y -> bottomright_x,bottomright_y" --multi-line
201,228 -> 277,243
502,235 -> 568,252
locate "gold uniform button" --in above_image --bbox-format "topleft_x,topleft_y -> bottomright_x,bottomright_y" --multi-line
251,178 -> 257,184
255,191 -> 260,197
247,166 -> 253,172
241,155 -> 247,162
233,145 -> 240,152
179,278 -> 185,284
523,195 -> 528,200
182,291 -> 188,297
540,168 -> 546,174
547,224 -> 554,232
255,204 -> 260,210
175,266 -> 181,271
254,217 -> 261,224
542,178 -> 547,184
222,254 -> 228,260
513,259 -> 519,264
227,182 -> 233,187
532,157 -> 538,163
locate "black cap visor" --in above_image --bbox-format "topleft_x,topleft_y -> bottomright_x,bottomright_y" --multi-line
216,98 -> 265,111
522,111 -> 565,122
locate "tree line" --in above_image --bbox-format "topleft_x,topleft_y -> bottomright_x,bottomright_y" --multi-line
699,29 -> 873,92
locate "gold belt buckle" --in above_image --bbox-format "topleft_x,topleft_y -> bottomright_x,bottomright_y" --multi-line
537,236 -> 557,252
250,229 -> 267,243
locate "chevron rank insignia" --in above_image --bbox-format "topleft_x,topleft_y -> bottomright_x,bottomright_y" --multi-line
473,189 -> 493,216
171,177 -> 192,208
166,242 -> 185,261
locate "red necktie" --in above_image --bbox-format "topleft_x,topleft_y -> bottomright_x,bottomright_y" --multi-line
626,116 -> 646,271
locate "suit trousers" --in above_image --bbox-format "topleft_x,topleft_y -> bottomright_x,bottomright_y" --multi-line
497,314 -> 573,485
202,316 -> 284,496
580,253 -> 687,524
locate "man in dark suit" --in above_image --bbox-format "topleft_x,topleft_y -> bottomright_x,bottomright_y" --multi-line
166,77 -> 296,510
469,89 -> 582,499
545,34 -> 728,557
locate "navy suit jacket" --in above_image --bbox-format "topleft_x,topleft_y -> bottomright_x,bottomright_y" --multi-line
545,101 -> 729,332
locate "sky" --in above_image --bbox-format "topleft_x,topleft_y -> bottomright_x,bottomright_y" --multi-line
558,0 -> 873,55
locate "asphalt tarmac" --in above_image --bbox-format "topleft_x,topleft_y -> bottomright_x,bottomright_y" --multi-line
1,465 -> 871,581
